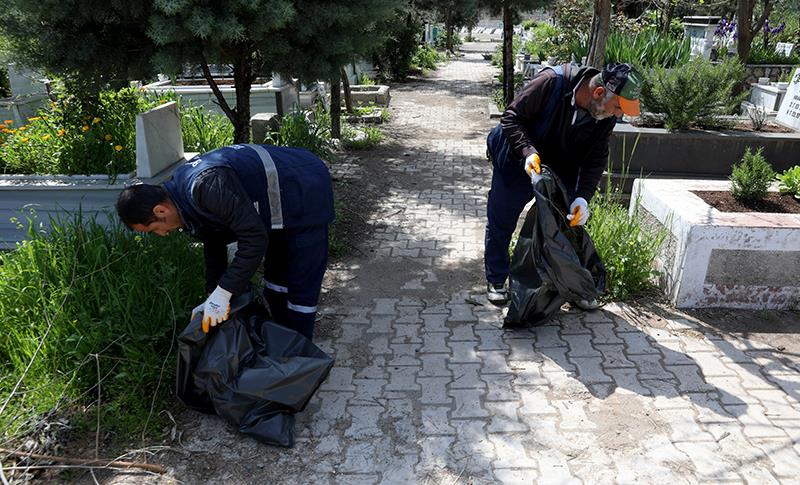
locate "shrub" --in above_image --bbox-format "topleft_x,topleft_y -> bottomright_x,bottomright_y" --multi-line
434,31 -> 462,50
640,57 -> 746,131
0,87 -> 234,176
411,45 -> 441,72
358,73 -> 376,86
370,10 -> 422,81
587,189 -> 667,300
730,147 -> 775,204
342,124 -> 383,150
492,35 -> 521,67
0,214 -> 204,440
265,103 -> 332,158
777,166 -> 800,199
523,23 -> 566,62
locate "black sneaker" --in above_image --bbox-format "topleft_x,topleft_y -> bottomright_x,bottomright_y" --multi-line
486,282 -> 509,306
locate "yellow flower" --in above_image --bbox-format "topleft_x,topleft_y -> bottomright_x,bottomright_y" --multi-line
114,145 -> 123,152
27,116 -> 41,122
21,137 -> 29,143
92,117 -> 101,124
57,129 -> 65,137
82,125 -> 89,132
41,134 -> 51,141
104,134 -> 112,141
18,126 -> 27,131
3,120 -> 12,125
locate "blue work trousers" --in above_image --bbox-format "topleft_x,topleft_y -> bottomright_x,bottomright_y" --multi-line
263,225 -> 328,340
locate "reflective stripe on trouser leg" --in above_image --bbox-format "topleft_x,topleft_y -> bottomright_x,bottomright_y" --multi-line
264,225 -> 328,340
484,166 -> 533,285
262,278 -> 288,293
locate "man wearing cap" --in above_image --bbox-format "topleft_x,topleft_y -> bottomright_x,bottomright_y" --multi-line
484,62 -> 641,307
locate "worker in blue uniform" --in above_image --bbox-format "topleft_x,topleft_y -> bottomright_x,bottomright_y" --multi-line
116,144 -> 334,340
485,63 -> 642,307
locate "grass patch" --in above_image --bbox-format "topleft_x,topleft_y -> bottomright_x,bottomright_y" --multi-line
0,213 -> 204,443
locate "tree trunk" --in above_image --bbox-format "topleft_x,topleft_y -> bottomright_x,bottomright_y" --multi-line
737,0 -> 773,65
444,9 -> 455,54
232,48 -> 254,144
330,77 -> 341,139
502,4 -> 515,106
340,67 -> 354,114
201,50 -> 243,143
586,0 -> 612,69
661,0 -> 675,35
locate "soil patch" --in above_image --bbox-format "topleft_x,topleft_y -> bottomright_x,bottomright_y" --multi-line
693,190 -> 800,214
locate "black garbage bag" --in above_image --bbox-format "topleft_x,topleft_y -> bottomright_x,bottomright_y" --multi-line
176,292 -> 334,447
504,165 -> 606,327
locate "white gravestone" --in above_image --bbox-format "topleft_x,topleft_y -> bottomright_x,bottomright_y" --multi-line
776,68 -> 800,132
775,42 -> 796,57
135,102 -> 185,178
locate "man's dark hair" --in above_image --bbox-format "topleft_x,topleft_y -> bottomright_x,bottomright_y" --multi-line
116,184 -> 169,227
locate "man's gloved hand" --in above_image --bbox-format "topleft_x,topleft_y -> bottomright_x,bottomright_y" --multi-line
201,286 -> 232,333
524,153 -> 543,185
567,197 -> 589,226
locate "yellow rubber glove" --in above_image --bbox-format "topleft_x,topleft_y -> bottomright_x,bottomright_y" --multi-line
524,153 -> 543,185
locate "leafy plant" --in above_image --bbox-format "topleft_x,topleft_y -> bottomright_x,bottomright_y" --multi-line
730,147 -> 775,204
265,103 -> 332,158
587,147 -> 667,300
746,44 -> 800,64
605,30 -> 690,69
640,57 -> 746,131
342,124 -> 383,150
492,88 -> 506,112
411,45 -> 442,72
358,73 -> 376,86
776,166 -> 800,199
747,104 -> 768,131
0,213 -> 204,440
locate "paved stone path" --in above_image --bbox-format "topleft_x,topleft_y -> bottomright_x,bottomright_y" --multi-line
154,45 -> 800,484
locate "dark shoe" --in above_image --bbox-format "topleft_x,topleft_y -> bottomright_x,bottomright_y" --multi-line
572,298 -> 601,311
486,282 -> 509,306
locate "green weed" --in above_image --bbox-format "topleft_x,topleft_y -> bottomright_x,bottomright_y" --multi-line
0,213 -> 204,442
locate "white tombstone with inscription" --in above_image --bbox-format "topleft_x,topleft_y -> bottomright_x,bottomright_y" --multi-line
776,68 -> 800,132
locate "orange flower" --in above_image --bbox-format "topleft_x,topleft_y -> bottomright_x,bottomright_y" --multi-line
82,125 -> 89,132
104,134 -> 112,141
3,120 -> 12,125
18,126 -> 27,131
0,124 -> 6,130
57,129 -> 65,137
114,145 -> 123,152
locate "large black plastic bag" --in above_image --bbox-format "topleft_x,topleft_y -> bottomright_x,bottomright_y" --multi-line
504,165 -> 606,327
176,292 -> 334,447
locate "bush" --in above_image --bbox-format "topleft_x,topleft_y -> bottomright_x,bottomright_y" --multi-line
777,166 -> 800,199
434,31 -> 462,50
411,45 -> 441,72
640,57 -> 746,131
492,35 -> 521,67
0,87 -> 234,176
0,214 -> 204,440
586,170 -> 667,300
370,10 -> 422,81
342,124 -> 383,150
266,103 -> 332,158
730,147 -> 775,204
605,30 -> 690,69
523,23 -> 566,62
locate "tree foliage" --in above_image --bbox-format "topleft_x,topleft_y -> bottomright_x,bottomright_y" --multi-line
0,0 -> 395,143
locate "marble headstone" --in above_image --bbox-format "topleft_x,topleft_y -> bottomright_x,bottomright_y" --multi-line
776,68 -> 800,132
135,102 -> 185,178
